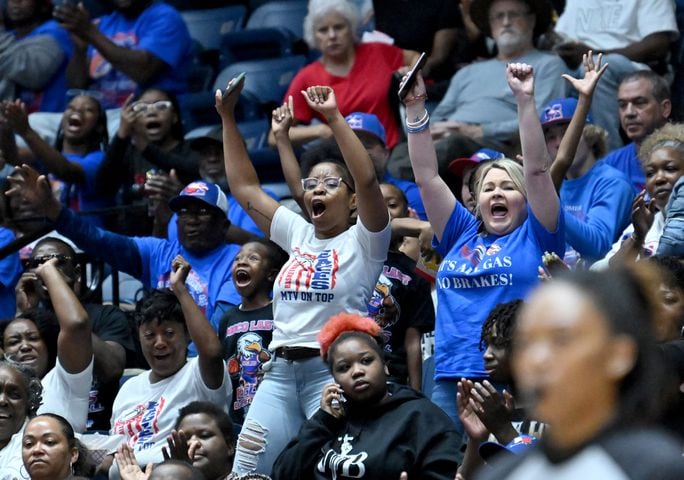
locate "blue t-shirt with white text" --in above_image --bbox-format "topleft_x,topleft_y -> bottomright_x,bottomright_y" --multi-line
434,203 -> 565,379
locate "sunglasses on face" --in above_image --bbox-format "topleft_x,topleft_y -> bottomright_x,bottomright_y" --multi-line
132,100 -> 173,114
301,176 -> 353,192
26,254 -> 72,269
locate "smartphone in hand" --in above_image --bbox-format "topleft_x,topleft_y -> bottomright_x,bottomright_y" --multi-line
398,52 -> 427,101
221,72 -> 246,104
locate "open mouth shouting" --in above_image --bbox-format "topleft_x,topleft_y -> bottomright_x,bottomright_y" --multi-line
234,268 -> 252,288
144,119 -> 164,138
65,114 -> 84,135
491,204 -> 509,218
310,198 -> 327,219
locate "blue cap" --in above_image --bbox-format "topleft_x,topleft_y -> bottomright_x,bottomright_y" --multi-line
345,112 -> 386,146
479,434 -> 538,462
540,98 -> 593,128
448,148 -> 505,176
169,181 -> 228,214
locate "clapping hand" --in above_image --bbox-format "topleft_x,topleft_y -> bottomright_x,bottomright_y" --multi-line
53,2 -> 94,40
6,165 -> 61,220
631,190 -> 657,242
457,378 -> 489,442
0,100 -> 30,136
162,429 -> 199,463
115,443 -> 153,480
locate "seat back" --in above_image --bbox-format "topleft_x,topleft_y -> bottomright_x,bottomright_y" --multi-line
246,0 -> 308,40
213,55 -> 307,108
181,5 -> 247,50
219,27 -> 294,67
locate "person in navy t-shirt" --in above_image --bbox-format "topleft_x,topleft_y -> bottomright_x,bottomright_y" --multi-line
54,0 -> 191,109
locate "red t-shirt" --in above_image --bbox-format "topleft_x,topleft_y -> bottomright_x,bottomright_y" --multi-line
284,42 -> 404,148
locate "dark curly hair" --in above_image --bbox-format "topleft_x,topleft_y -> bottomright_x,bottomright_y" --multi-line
134,289 -> 186,329
0,310 -> 60,374
243,239 -> 289,290
479,299 -> 523,352
175,401 -> 235,448
647,255 -> 684,290
299,140 -> 355,193
0,359 -> 42,417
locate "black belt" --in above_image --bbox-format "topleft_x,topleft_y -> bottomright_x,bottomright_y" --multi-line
275,346 -> 320,361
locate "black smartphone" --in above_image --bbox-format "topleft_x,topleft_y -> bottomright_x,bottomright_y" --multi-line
221,72 -> 246,104
398,52 -> 427,101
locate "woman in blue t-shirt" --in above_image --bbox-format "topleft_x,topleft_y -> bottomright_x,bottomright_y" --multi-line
1,93 -> 113,227
401,64 -> 565,436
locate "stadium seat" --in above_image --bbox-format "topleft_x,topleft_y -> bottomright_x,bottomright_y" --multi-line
219,27 -> 294,67
246,0 -> 308,40
181,5 -> 247,50
213,56 -> 308,111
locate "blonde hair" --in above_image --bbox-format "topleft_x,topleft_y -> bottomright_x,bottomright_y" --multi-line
638,122 -> 684,167
474,159 -> 526,220
303,0 -> 360,50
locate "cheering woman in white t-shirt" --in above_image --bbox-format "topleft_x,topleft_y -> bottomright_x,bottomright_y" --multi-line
216,78 -> 391,475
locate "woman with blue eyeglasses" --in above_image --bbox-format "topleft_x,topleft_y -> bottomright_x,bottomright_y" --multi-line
216,78 -> 391,476
1,93 -> 114,228
94,88 -> 200,235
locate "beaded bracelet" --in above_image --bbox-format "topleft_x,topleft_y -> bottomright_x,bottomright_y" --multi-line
403,93 -> 428,106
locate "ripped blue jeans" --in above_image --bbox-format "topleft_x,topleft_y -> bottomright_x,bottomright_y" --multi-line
232,355 -> 332,475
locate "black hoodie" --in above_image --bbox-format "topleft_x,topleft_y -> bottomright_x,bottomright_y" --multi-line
271,383 -> 460,480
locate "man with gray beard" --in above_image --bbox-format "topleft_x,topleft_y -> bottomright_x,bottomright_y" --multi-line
388,0 -> 565,180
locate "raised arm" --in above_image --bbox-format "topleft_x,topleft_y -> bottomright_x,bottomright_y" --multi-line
551,52 -> 608,190
507,64 -> 559,232
1,100 -> 86,184
6,165 -> 144,278
215,76 -> 280,237
169,255 -> 224,389
272,96 -> 307,216
301,86 -> 388,232
36,258 -> 93,374
404,72 -> 456,241
94,95 -> 138,195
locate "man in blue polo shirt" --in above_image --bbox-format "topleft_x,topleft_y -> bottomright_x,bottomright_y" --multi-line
8,167 -> 239,340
